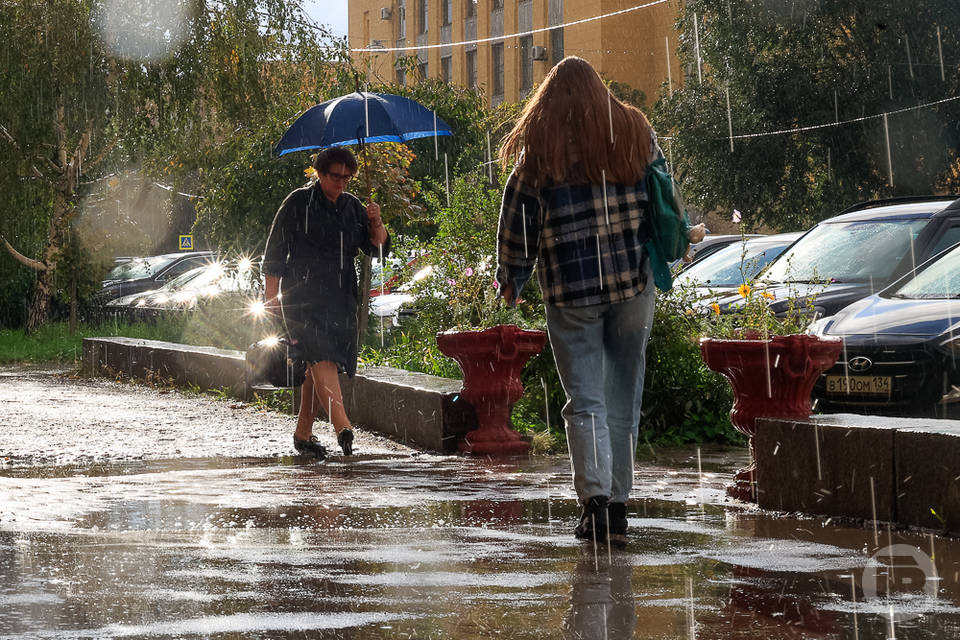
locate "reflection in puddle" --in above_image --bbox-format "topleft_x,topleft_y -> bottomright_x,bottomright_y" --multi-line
1,451 -> 960,638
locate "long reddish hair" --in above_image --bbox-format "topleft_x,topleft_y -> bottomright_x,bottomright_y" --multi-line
499,56 -> 654,187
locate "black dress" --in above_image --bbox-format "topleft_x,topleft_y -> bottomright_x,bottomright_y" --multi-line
262,183 -> 390,376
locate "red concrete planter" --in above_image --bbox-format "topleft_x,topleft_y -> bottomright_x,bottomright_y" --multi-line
436,324 -> 547,455
700,333 -> 843,501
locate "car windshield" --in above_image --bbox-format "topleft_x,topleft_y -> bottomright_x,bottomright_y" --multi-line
105,255 -> 177,280
761,219 -> 928,284
163,264 -> 225,291
675,241 -> 790,287
890,244 -> 960,299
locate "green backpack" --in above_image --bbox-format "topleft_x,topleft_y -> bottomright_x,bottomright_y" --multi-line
644,156 -> 691,292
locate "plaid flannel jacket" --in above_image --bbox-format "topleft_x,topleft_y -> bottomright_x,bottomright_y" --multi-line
495,169 -> 651,308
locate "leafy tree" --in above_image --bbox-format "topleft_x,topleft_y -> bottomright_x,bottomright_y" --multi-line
657,0 -> 960,230
0,0 -> 340,331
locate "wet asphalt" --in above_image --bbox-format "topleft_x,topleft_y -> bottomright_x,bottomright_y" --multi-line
2,365 -> 960,639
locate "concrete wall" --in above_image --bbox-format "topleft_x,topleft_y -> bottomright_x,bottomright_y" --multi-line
82,337 -> 475,454
755,414 -> 960,536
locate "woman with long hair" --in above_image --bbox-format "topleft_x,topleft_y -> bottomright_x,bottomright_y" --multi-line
496,56 -> 702,545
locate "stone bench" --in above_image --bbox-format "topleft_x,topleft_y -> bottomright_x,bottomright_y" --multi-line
755,413 -> 960,535
81,337 -> 475,453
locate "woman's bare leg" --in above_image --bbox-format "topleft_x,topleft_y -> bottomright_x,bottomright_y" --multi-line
309,361 -> 351,433
294,368 -> 318,441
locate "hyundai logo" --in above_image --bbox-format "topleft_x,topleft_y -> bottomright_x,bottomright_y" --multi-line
848,356 -> 873,373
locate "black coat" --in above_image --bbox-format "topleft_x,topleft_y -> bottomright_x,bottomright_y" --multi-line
262,183 -> 390,376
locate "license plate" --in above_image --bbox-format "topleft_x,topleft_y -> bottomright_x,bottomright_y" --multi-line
825,375 -> 892,395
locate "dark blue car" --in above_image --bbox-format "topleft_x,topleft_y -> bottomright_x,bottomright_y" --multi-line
812,241 -> 960,417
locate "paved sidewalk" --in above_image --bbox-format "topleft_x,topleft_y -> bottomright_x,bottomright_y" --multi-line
0,364 -> 413,466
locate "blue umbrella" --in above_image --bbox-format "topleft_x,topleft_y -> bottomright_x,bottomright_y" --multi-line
273,91 -> 453,157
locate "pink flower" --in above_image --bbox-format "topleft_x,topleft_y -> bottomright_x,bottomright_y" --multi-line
447,279 -> 456,286
464,267 -> 474,277
732,209 -> 742,224
492,280 -> 500,289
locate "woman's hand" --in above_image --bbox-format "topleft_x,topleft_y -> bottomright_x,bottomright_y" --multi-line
366,200 -> 387,247
687,223 -> 707,244
500,282 -> 517,307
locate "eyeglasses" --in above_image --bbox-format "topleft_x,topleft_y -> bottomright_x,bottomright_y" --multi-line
325,171 -> 354,183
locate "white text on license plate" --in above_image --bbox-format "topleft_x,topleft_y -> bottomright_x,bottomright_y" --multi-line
825,375 -> 892,395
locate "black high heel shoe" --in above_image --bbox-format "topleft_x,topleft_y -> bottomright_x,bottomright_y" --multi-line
337,429 -> 354,456
293,435 -> 327,459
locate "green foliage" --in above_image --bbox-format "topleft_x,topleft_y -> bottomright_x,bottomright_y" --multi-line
642,288 -> 741,445
0,319 -> 186,364
657,0 -> 960,230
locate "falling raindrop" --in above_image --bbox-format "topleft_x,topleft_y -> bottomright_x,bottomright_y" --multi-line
444,152 -> 449,207
937,26 -> 945,82
883,113 -> 893,187
693,12 -> 702,84
725,85 -> 734,152
601,170 -> 609,226
665,36 -> 673,97
433,111 -> 438,160
521,203 -> 528,258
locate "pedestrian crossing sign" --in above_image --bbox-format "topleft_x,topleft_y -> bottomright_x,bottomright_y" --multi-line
179,235 -> 194,250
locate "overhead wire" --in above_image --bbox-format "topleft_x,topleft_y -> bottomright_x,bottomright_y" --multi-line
349,0 -> 670,53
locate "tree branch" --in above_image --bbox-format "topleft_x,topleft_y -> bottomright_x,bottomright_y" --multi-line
1,236 -> 46,271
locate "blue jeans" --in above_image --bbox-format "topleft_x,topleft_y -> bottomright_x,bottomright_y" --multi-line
545,268 -> 656,503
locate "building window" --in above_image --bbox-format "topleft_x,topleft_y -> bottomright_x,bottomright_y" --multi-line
441,56 -> 452,83
465,49 -> 477,88
396,66 -> 406,86
550,27 -> 564,66
418,0 -> 428,34
442,0 -> 452,25
492,42 -> 504,97
398,0 -> 406,39
520,35 -> 533,94
492,0 -> 503,9
465,0 -> 476,18
417,60 -> 428,80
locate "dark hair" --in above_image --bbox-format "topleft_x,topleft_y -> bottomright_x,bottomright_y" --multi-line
313,146 -> 358,175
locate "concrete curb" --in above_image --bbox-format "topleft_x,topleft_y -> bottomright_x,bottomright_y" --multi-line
755,413 -> 960,535
81,337 -> 476,454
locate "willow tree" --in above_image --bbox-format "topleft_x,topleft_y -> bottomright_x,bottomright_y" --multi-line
0,0 -> 342,332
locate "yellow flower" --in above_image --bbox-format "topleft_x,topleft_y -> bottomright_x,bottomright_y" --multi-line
304,166 -> 318,180
761,291 -> 775,300
738,283 -> 751,298
711,303 -> 721,315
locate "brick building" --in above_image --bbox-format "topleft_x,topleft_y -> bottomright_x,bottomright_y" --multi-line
348,0 -> 683,107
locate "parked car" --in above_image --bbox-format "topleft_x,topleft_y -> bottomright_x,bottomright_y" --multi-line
369,264 -> 434,324
682,233 -> 763,267
104,259 -> 260,318
715,196 -> 960,319
673,232 -> 801,306
94,251 -> 216,304
812,240 -> 960,417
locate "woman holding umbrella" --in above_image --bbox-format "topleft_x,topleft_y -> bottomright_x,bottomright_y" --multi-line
495,57 -> 703,544
263,146 -> 389,457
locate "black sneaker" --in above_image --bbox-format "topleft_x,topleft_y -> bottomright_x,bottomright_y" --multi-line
573,496 -> 609,542
337,428 -> 354,456
293,435 -> 327,459
608,502 -> 628,546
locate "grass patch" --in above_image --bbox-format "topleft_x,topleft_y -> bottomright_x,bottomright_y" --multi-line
0,318 -> 188,364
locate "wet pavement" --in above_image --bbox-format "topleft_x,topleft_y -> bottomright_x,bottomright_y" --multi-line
3,366 -> 960,638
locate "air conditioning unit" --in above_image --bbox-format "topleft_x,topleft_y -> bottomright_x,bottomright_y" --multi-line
531,45 -> 547,61
380,7 -> 392,20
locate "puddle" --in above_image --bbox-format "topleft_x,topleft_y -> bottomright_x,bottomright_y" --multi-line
2,450 -> 960,638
